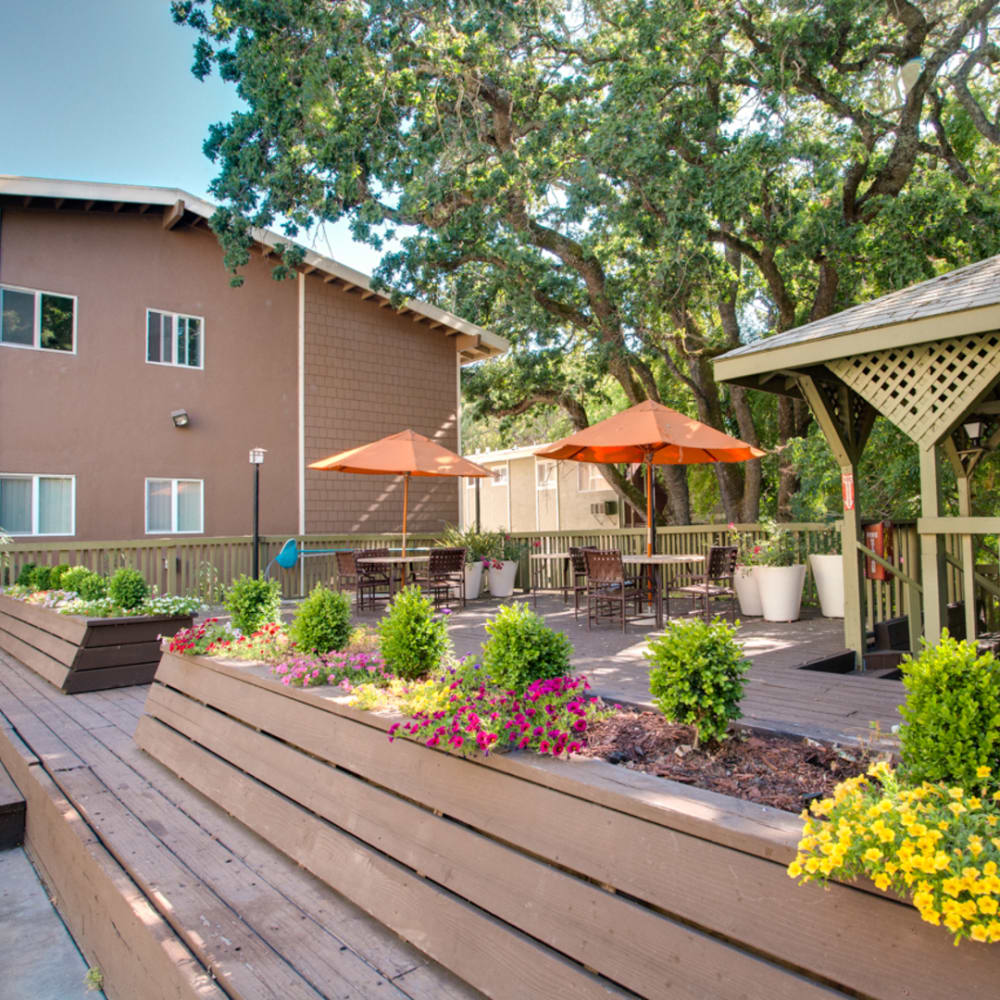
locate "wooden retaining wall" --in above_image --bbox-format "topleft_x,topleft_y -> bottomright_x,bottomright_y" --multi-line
0,595 -> 190,693
137,652 -> 1000,1000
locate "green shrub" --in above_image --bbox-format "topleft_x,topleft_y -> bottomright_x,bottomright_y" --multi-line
77,572 -> 108,601
108,568 -> 150,610
480,602 -> 572,692
644,618 -> 749,746
49,563 -> 70,589
30,565 -> 54,591
289,584 -> 351,654
899,631 -> 1000,790
15,563 -> 37,587
225,575 -> 281,635
377,585 -> 451,680
60,565 -> 93,594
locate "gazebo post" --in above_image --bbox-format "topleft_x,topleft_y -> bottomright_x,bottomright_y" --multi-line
795,376 -> 870,666
942,436 -> 980,645
918,445 -> 948,644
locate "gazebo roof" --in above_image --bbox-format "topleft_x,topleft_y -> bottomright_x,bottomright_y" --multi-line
716,254 -> 1000,390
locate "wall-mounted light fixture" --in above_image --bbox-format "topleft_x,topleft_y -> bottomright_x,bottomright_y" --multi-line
171,409 -> 191,428
964,418 -> 985,446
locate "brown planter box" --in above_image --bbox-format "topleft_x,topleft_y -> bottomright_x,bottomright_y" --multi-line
136,651 -> 1000,1000
0,594 -> 191,693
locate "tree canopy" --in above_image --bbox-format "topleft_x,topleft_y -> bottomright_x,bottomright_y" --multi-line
174,0 -> 1000,523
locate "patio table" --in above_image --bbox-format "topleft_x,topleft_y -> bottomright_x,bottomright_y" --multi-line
355,554 -> 430,596
622,553 -> 704,628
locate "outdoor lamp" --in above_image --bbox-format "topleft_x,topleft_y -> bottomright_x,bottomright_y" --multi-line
249,447 -> 267,577
171,409 -> 190,428
964,418 -> 985,445
249,447 -> 267,464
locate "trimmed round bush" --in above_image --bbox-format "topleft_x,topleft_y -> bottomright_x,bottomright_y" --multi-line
49,564 -> 70,589
77,572 -> 109,601
289,584 -> 351,653
60,566 -> 93,594
377,585 -> 451,680
15,563 -> 37,587
225,575 -> 282,635
29,565 -> 54,591
899,631 -> 1000,790
108,568 -> 150,610
644,618 -> 749,746
480,602 -> 572,692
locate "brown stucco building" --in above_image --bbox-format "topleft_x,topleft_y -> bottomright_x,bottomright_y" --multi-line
0,176 -> 506,542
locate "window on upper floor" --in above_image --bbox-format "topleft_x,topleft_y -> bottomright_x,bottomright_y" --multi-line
0,474 -> 75,536
0,285 -> 76,353
145,478 -> 204,534
577,464 -> 607,492
491,465 -> 508,486
536,460 -> 557,490
147,309 -> 203,369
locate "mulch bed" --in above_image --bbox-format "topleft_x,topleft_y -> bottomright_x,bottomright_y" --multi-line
580,711 -> 880,813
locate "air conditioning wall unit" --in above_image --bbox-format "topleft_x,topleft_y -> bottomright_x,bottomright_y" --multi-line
590,500 -> 618,516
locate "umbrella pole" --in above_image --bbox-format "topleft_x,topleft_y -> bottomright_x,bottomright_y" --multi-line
646,458 -> 654,556
402,473 -> 409,560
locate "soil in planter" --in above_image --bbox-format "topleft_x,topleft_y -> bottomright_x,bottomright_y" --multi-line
580,712 -> 879,813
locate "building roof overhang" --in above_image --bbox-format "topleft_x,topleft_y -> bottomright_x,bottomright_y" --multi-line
0,175 -> 509,364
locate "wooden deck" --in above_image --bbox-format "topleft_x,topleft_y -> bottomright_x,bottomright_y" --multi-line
0,648 -> 479,1000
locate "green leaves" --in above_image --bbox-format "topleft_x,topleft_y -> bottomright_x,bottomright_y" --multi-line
644,618 -> 749,746
480,602 -> 572,692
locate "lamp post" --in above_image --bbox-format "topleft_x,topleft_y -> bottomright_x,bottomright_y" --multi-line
249,448 -> 267,578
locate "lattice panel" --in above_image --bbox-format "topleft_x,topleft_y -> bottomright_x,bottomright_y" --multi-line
810,380 -> 875,459
827,332 -> 1000,446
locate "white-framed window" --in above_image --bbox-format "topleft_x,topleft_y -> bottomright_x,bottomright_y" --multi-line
465,476 -> 477,491
536,460 -> 557,490
1,285 -> 76,353
146,309 -> 204,369
0,474 -> 75,536
145,478 -> 204,534
491,465 -> 508,486
577,464 -> 607,492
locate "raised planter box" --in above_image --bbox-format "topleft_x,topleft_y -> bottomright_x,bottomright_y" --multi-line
135,650 -> 1000,1000
0,594 -> 191,693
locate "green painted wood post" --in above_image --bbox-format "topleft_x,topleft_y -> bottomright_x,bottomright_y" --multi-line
956,474 -> 978,643
919,446 -> 947,644
839,463 -> 866,665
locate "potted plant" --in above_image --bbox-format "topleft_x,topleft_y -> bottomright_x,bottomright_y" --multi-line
486,534 -> 523,598
808,531 -> 844,618
753,521 -> 807,622
437,525 -> 500,599
728,524 -> 763,616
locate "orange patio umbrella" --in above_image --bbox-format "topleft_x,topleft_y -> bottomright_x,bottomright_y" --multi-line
536,400 -> 765,555
308,429 -> 494,556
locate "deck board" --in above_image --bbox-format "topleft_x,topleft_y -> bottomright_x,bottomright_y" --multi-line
0,649 -> 482,1000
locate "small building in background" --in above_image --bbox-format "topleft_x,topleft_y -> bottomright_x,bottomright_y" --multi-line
460,445 -> 623,533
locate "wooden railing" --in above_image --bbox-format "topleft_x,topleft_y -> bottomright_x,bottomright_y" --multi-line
0,523 -> 950,630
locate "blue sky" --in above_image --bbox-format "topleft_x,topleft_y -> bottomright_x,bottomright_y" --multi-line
1,0 -> 383,273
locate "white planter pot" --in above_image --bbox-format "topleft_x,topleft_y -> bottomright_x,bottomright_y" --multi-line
487,560 -> 518,598
733,565 -> 763,616
463,562 -> 484,601
810,554 -> 844,618
755,564 -> 807,622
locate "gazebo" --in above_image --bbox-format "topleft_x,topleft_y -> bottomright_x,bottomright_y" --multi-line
714,255 -> 1000,664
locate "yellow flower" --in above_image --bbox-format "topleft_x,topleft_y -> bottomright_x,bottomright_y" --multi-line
984,861 -> 998,877
947,801 -> 967,816
944,912 -> 965,933
873,873 -> 891,891
787,861 -> 803,878
949,787 -> 965,800
971,924 -> 989,942
976,765 -> 992,779
977,897 -> 998,916
864,847 -> 882,863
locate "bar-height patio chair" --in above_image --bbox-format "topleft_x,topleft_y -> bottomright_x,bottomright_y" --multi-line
584,549 -> 644,632
673,545 -> 738,623
569,545 -> 598,619
354,548 -> 394,610
411,547 -> 467,609
334,550 -> 359,596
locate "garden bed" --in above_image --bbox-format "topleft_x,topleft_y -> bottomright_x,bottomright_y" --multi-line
136,649 -> 1000,1000
0,594 -> 191,693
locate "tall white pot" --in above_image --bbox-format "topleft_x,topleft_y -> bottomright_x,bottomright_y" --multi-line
809,553 -> 844,618
733,565 -> 763,616
487,560 -> 519,598
464,561 -> 484,601
755,564 -> 807,622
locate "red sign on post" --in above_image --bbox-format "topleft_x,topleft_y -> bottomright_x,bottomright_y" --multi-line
841,472 -> 855,511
